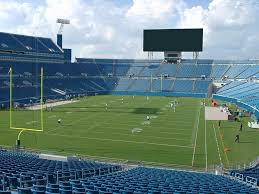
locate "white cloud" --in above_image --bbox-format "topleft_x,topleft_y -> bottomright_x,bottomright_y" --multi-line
179,0 -> 259,59
0,0 -> 259,60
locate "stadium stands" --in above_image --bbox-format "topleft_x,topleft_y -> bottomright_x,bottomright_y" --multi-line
173,79 -> 194,93
213,81 -> 259,118
0,32 -> 64,63
0,58 -> 217,107
224,65 -> 249,79
211,64 -> 230,79
193,80 -> 211,93
3,57 -> 259,107
236,65 -> 259,79
0,149 -> 258,193
177,64 -> 197,78
230,165 -> 259,187
0,149 -> 121,193
86,167 -> 259,194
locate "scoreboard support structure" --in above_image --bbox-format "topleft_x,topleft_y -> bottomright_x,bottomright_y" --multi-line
193,51 -> 199,64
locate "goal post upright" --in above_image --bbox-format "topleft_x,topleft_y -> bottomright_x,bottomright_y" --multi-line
9,66 -> 44,147
160,74 -> 163,92
41,67 -> 44,131
9,66 -> 12,129
150,73 -> 153,92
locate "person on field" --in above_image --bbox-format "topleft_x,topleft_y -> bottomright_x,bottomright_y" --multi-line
58,119 -> 62,125
218,120 -> 221,128
146,116 -> 150,121
235,134 -> 240,143
239,123 -> 243,132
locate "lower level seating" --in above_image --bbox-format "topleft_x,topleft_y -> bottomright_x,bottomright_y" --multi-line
231,165 -> 259,186
0,149 -> 121,193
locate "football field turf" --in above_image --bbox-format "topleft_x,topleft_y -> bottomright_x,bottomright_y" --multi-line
0,95 -> 258,170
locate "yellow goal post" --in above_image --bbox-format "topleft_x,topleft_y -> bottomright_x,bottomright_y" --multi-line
9,66 -> 44,145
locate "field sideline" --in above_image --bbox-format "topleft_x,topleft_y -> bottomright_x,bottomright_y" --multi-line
0,95 -> 258,170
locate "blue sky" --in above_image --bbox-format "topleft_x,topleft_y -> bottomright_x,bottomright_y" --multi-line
186,0 -> 211,8
0,0 -> 258,60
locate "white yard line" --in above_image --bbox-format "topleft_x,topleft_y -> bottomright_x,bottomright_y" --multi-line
204,116 -> 208,171
213,124 -> 223,165
191,106 -> 201,167
26,121 -> 38,125
99,121 -> 193,130
44,133 -> 193,149
91,131 -> 189,142
48,115 -> 57,119
45,113 -> 98,134
159,131 -> 192,136
45,101 -> 126,135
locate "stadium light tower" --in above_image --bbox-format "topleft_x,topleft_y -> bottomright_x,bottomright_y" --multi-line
56,18 -> 70,48
57,18 -> 70,34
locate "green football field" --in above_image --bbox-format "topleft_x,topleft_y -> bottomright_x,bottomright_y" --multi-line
0,95 -> 258,170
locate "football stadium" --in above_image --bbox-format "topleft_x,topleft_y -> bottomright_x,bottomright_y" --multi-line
0,1 -> 259,193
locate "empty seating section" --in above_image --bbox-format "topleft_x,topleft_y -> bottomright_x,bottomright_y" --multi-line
211,64 -> 259,79
114,79 -> 132,91
114,64 -> 131,76
37,37 -> 62,53
173,80 -> 193,93
151,80 -> 174,91
216,81 -> 244,94
0,32 -> 62,54
177,64 -> 196,78
236,65 -> 259,78
195,64 -> 212,78
103,78 -> 117,90
128,79 -> 150,91
194,80 -> 211,93
231,165 -> 259,186
138,64 -> 160,77
78,63 -> 100,76
9,58 -> 259,105
224,65 -> 249,78
211,65 -> 229,78
0,33 -> 25,51
2,59 -> 259,105
0,149 -> 258,193
161,80 -> 174,91
156,64 -> 177,76
151,79 -> 161,91
53,167 -> 259,194
126,64 -> 144,77
214,81 -> 259,116
96,64 -> 113,76
0,149 -> 121,193
12,34 -> 47,52
217,82 -> 257,97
